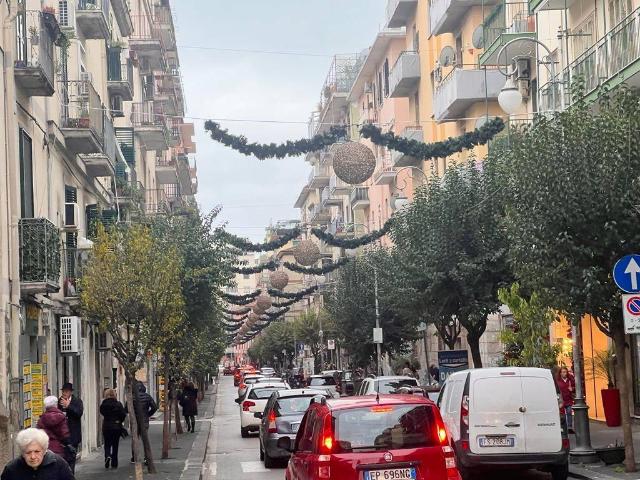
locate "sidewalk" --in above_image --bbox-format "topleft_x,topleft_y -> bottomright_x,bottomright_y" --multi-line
75,384 -> 217,480
570,420 -> 640,480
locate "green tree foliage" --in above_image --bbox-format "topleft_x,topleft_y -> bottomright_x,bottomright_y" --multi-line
501,87 -> 640,471
247,321 -> 295,367
325,248 -> 420,369
292,310 -> 336,372
391,159 -> 512,367
497,284 -> 560,369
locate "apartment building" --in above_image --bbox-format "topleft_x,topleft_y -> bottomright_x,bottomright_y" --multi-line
0,0 -> 195,461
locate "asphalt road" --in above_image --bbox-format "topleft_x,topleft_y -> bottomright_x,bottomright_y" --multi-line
203,375 -> 556,480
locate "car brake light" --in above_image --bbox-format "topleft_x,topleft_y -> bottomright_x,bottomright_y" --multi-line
461,440 -> 470,451
268,410 -> 277,433
242,400 -> 255,412
319,413 -> 333,454
562,438 -> 570,450
461,394 -> 469,427
433,409 -> 449,446
442,446 -> 458,479
239,383 -> 245,389
371,405 -> 393,413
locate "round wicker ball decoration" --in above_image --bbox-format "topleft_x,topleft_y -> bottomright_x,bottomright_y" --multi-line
293,240 -> 321,266
269,270 -> 289,290
332,141 -> 376,185
253,305 -> 265,315
247,312 -> 260,326
256,294 -> 272,312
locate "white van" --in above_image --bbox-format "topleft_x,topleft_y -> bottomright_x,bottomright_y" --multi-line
437,367 -> 569,480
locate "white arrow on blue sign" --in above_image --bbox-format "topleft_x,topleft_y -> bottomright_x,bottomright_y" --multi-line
613,255 -> 640,293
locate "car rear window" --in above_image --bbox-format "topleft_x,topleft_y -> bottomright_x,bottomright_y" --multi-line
248,387 -> 282,399
376,378 -> 418,393
310,377 -> 336,386
275,396 -> 320,416
245,377 -> 261,384
333,404 -> 438,451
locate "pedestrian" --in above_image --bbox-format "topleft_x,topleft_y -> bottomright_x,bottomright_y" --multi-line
58,383 -> 83,473
36,396 -> 70,459
179,382 -> 199,433
402,361 -> 414,377
129,382 -> 158,464
556,366 -> 576,433
1,427 -> 74,480
429,364 -> 440,384
100,388 -> 127,469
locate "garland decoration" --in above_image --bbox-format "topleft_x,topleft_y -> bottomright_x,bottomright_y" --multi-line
220,289 -> 262,305
311,218 -> 394,249
222,314 -> 248,323
359,118 -> 505,161
268,285 -> 318,299
231,259 -> 279,274
283,257 -> 350,275
261,306 -> 290,321
216,228 -> 301,252
222,306 -> 251,316
273,297 -> 303,308
204,121 -> 347,160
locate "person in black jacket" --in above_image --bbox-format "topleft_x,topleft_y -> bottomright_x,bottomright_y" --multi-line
1,428 -> 75,480
58,383 -> 83,473
100,388 -> 127,469
179,382 -> 199,433
128,381 -> 158,464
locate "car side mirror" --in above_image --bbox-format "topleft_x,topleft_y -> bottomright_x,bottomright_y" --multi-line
234,398 -> 241,404
277,436 -> 294,452
254,412 -> 263,419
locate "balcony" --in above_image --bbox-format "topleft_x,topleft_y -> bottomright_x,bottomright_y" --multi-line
155,75 -> 184,116
350,187 -> 370,210
387,0 -> 418,27
389,51 -> 420,98
321,186 -> 343,207
145,188 -> 171,215
529,0 -> 574,12
129,15 -> 165,70
62,248 -> 91,300
373,165 -> 398,185
115,179 -> 144,208
107,49 -> 133,101
60,80 -> 104,152
392,126 -> 423,166
330,174 -> 351,195
19,218 -> 61,295
430,0 -> 497,35
156,156 -> 178,184
76,0 -> 110,39
434,67 -> 504,121
294,186 -> 312,209
14,11 -> 59,97
479,2 -> 536,66
540,7 -> 640,108
176,155 -> 194,195
308,164 -> 330,188
111,0 -> 133,36
131,101 -> 170,150
154,4 -> 176,50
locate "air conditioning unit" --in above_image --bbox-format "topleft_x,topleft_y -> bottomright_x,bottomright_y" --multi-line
60,316 -> 81,354
64,202 -> 80,230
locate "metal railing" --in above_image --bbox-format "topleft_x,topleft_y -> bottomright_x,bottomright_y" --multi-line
19,218 -> 61,287
319,54 -> 365,111
15,11 -> 56,86
130,101 -> 169,130
129,14 -> 163,45
350,186 -> 370,204
483,1 -> 533,48
107,49 -> 133,87
77,0 -> 110,18
62,248 -> 90,298
60,79 -> 105,142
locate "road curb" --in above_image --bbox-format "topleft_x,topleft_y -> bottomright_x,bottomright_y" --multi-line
180,382 -> 218,480
569,464 -> 628,480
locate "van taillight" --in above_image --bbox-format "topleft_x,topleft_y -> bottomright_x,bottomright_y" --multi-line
562,438 -> 570,450
242,400 -> 255,412
319,414 -> 334,454
442,446 -> 458,479
461,395 -> 469,427
267,410 -> 277,433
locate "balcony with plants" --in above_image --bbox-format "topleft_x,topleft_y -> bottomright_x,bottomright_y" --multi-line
19,218 -> 61,295
76,0 -> 110,39
15,9 -> 60,97
62,247 -> 91,300
478,1 -> 536,66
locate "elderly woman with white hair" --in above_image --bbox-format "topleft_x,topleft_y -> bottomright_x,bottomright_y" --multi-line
37,396 -> 70,458
0,427 -> 74,480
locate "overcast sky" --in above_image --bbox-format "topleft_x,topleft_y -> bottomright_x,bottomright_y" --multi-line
173,1 -> 386,241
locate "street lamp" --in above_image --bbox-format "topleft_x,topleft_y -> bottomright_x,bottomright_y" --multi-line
498,77 -> 523,115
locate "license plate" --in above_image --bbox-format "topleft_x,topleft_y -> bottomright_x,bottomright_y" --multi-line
364,468 -> 416,480
479,436 -> 515,447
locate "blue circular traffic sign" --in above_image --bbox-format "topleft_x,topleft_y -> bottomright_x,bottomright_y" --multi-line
627,297 -> 640,315
613,254 -> 640,293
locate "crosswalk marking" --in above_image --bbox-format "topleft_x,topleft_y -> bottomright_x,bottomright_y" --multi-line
241,461 -> 271,473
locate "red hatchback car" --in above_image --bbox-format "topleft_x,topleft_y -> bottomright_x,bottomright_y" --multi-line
278,394 -> 461,480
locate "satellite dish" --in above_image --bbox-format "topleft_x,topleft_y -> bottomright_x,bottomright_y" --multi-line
439,46 -> 456,67
475,115 -> 489,129
472,25 -> 484,49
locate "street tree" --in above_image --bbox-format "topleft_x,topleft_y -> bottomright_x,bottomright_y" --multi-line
292,310 -> 336,372
247,321 -> 295,367
501,87 -> 640,472
80,225 -> 184,478
391,159 -> 512,367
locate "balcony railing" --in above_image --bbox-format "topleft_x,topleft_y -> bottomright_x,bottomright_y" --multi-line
15,10 -> 58,97
110,0 -> 133,37
154,4 -> 176,49
389,51 -> 420,97
350,187 -> 370,210
480,1 -> 535,65
63,248 -> 91,298
19,218 -> 61,294
540,6 -> 640,109
76,0 -> 110,39
107,48 -> 134,94
60,79 -> 104,138
318,54 -> 365,113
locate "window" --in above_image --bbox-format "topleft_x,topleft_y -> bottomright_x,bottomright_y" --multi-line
19,129 -> 34,218
383,59 -> 390,97
309,376 -> 336,386
248,387 -> 281,400
275,396 -> 319,416
374,378 -> 418,393
58,1 -> 70,28
296,409 -> 317,452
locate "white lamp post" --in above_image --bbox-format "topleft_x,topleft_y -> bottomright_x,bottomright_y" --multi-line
498,77 -> 523,115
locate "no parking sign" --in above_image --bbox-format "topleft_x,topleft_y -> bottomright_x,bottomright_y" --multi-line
623,294 -> 640,333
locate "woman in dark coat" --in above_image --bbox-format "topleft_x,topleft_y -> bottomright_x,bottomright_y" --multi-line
37,396 -> 70,458
179,382 -> 199,433
100,388 -> 127,469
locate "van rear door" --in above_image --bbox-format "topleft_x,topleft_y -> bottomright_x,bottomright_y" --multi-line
469,372 -> 526,454
521,373 -> 562,453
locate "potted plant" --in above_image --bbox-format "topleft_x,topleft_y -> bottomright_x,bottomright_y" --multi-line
29,25 -> 39,45
586,348 -> 621,427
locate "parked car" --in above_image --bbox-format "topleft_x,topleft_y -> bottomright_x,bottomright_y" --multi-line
339,370 -> 355,396
256,377 -> 285,384
237,382 -> 290,437
438,367 -> 569,480
237,374 -> 265,399
306,375 -> 339,397
223,366 -> 233,376
356,376 -> 419,395
257,389 -> 327,467
279,394 -> 460,480
260,367 -> 276,377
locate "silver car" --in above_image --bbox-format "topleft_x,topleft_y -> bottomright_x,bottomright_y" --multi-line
257,389 -> 326,467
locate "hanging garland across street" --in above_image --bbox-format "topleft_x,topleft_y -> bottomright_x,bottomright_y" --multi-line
359,118 -> 505,161
222,306 -> 251,316
261,306 -> 290,321
231,259 -> 279,274
216,228 -> 301,252
311,217 -> 394,249
283,257 -> 351,275
204,121 -> 347,160
220,289 -> 262,305
273,297 -> 304,308
222,314 -> 248,323
268,285 -> 318,299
